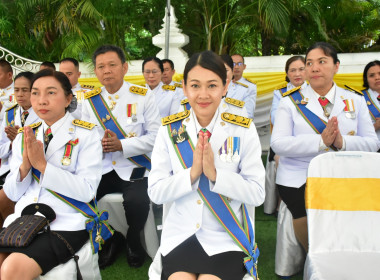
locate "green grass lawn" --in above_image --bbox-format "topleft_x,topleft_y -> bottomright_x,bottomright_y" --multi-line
100,205 -> 304,280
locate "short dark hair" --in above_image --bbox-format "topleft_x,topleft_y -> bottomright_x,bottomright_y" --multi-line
60,57 -> 79,69
14,71 -> 34,84
0,59 -> 13,73
142,57 -> 164,73
306,42 -> 339,64
183,50 -> 226,86
220,54 -> 234,71
285,56 -> 305,82
40,61 -> 56,71
92,45 -> 126,65
363,60 -> 380,89
161,59 -> 174,70
230,53 -> 245,64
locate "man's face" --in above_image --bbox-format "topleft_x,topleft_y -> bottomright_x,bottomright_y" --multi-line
231,55 -> 246,81
59,61 -> 81,88
0,67 -> 13,89
94,51 -> 128,91
162,62 -> 175,85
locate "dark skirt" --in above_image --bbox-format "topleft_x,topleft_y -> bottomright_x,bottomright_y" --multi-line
162,235 -> 246,280
0,229 -> 88,275
277,183 -> 306,219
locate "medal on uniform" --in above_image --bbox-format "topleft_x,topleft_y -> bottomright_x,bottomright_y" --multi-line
132,103 -> 137,122
171,125 -> 188,144
126,104 -> 132,124
232,137 -> 240,163
343,99 -> 356,119
219,141 -> 227,162
227,137 -> 233,162
61,138 -> 79,166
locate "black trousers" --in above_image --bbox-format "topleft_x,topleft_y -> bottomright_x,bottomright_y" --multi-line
96,170 -> 150,249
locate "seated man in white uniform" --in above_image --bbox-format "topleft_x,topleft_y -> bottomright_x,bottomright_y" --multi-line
0,59 -> 15,123
162,58 -> 184,100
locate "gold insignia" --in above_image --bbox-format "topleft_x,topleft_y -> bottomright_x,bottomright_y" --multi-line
130,86 -> 147,96
344,85 -> 364,95
84,88 -> 102,99
367,101 -> 371,105
186,118 -> 190,123
106,114 -> 111,120
275,83 -> 288,91
220,122 -> 225,126
347,130 -> 356,136
301,100 -> 308,105
221,113 -> 252,128
235,81 -> 248,88
81,84 -> 95,90
282,86 -> 302,97
72,119 -> 95,130
222,103 -> 227,108
174,83 -> 182,88
161,110 -> 191,125
18,122 -> 42,133
225,97 -> 245,108
181,99 -> 189,105
69,128 -> 74,132
162,85 -> 176,91
102,118 -> 106,123
5,104 -> 18,112
115,95 -> 119,99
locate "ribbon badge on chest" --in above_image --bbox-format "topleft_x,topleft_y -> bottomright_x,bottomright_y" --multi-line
219,136 -> 240,163
126,103 -> 137,124
342,97 -> 356,119
62,138 -> 79,166
171,125 -> 189,144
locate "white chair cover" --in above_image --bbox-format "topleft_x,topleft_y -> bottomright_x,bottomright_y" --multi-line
275,201 -> 305,277
97,193 -> 159,258
36,241 -> 101,280
263,158 -> 278,214
304,151 -> 380,280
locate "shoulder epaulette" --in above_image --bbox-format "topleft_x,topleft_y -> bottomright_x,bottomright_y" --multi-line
81,84 -> 95,90
221,113 -> 252,128
344,85 -> 364,96
180,99 -> 189,105
224,97 -> 245,108
5,103 -> 18,112
282,86 -> 301,97
275,83 -> 288,91
162,85 -> 176,91
246,78 -> 257,85
235,81 -> 248,88
18,122 -> 42,134
130,86 -> 147,96
72,119 -> 95,130
84,88 -> 102,99
174,83 -> 182,88
161,110 -> 190,126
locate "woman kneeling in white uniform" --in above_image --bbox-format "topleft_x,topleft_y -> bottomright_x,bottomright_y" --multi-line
0,70 -> 102,279
148,51 -> 265,280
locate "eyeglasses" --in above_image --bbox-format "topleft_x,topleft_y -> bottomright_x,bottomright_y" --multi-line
143,69 -> 161,75
233,62 -> 244,67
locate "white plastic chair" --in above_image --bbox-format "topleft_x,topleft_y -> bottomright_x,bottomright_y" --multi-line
304,151 -> 380,280
275,201 -> 305,277
36,241 -> 101,280
97,193 -> 159,259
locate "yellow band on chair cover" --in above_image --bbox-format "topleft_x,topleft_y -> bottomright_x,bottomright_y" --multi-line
306,178 -> 380,211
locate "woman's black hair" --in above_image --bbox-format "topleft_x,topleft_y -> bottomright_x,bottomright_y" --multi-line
220,54 -> 234,72
14,71 -> 34,84
305,42 -> 339,64
285,56 -> 305,82
183,51 -> 227,86
363,60 -> 380,89
31,69 -> 76,112
142,57 -> 164,73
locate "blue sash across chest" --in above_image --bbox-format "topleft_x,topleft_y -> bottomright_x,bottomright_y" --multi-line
6,106 -> 17,127
362,89 -> 380,120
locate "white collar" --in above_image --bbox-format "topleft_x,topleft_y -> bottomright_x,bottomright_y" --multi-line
312,83 -> 336,104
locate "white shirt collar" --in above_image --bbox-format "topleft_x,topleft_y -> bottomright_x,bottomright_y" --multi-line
192,107 -> 219,134
312,83 -> 336,104
42,111 -> 69,135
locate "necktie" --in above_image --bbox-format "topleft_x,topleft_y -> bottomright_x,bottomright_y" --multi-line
318,97 -> 330,117
200,128 -> 211,142
21,111 -> 29,127
44,127 -> 53,151
377,94 -> 380,101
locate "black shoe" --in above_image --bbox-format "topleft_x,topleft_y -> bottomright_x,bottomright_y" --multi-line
98,231 -> 124,269
126,243 -> 145,268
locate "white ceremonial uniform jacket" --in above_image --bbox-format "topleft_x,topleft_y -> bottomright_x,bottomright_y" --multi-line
271,84 -> 379,188
367,88 -> 380,141
0,82 -> 15,122
148,103 -> 265,256
148,82 -> 181,118
82,81 -> 161,180
0,106 -> 40,176
70,83 -> 92,119
3,113 -> 102,231
228,78 -> 256,119
169,80 -> 185,101
270,81 -> 308,125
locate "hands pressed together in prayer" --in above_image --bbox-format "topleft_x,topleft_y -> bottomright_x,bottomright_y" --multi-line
5,125 -> 19,142
190,130 -> 216,184
19,126 -> 47,180
102,129 -> 122,153
321,116 -> 343,149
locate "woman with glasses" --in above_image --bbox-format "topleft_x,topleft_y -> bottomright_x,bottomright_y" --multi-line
143,57 -> 180,117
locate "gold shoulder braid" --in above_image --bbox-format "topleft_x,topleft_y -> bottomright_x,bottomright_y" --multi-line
235,81 -> 248,88
18,122 -> 42,133
282,86 -> 301,97
246,78 -> 257,85
5,103 -> 18,112
81,84 -> 95,90
72,119 -> 95,130
221,113 -> 252,128
161,110 -> 190,125
224,97 -> 245,108
130,86 -> 147,96
180,99 -> 189,105
84,88 -> 102,99
344,85 -> 364,95
275,83 -> 288,91
174,83 -> 182,88
162,85 -> 176,91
